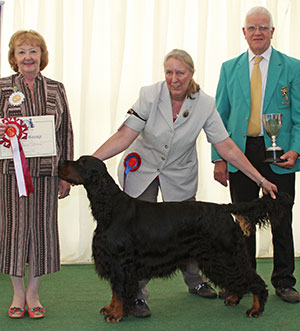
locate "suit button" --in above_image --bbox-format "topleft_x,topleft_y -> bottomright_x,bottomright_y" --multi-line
164,145 -> 169,149
245,117 -> 248,121
242,134 -> 246,138
161,156 -> 166,161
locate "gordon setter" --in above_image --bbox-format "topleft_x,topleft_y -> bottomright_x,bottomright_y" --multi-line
58,155 -> 292,323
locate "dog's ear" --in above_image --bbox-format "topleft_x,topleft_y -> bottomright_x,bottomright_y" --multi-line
79,157 -> 109,189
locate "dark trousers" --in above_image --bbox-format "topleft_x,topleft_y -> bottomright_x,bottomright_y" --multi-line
229,136 -> 296,289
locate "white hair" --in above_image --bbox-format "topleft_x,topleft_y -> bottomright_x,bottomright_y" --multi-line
244,6 -> 274,29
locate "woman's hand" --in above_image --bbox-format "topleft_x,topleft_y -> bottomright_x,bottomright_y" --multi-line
260,178 -> 278,199
58,179 -> 71,199
0,122 -> 7,138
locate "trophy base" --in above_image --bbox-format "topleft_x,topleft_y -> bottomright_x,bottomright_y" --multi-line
264,149 -> 285,164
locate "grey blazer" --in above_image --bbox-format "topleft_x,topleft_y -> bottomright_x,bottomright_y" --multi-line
118,81 -> 228,201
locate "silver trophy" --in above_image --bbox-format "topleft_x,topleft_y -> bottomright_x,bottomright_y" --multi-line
262,113 -> 284,163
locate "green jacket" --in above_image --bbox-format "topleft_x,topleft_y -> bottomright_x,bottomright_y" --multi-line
212,47 -> 300,174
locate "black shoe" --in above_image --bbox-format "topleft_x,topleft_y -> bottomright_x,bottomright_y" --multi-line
275,287 -> 300,303
132,299 -> 151,318
218,289 -> 230,299
189,282 -> 217,299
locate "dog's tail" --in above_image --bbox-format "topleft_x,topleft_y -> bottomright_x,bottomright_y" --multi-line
227,192 -> 293,236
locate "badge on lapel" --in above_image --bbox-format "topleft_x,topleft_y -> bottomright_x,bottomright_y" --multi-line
280,86 -> 290,105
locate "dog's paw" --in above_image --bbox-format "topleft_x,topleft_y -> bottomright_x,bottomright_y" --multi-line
224,294 -> 241,306
100,306 -> 112,315
246,308 -> 262,318
100,305 -> 119,316
104,314 -> 123,323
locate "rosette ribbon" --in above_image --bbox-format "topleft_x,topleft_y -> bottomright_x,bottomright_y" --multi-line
0,117 -> 34,197
123,152 -> 141,191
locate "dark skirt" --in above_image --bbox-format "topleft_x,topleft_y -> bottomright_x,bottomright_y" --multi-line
0,174 -> 60,277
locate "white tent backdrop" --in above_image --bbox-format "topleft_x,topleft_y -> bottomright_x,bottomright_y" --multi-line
1,0 -> 300,263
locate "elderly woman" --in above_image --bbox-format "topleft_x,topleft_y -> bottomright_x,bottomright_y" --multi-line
0,30 -> 73,319
93,49 -> 277,318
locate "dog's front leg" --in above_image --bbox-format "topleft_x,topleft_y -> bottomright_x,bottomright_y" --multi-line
101,291 -> 124,323
246,294 -> 263,318
100,291 -> 116,316
224,294 -> 241,306
104,299 -> 124,323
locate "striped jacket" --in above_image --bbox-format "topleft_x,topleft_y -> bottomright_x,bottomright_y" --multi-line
0,72 -> 74,176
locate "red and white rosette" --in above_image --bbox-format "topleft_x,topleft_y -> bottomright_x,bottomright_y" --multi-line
0,117 -> 34,197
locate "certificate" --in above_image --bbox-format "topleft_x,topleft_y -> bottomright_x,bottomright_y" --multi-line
0,115 -> 57,159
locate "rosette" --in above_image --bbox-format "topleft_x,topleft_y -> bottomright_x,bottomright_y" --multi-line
123,152 -> 141,191
9,87 -> 25,106
0,117 -> 28,147
0,117 -> 34,197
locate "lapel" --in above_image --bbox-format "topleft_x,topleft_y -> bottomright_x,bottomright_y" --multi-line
158,82 -> 174,130
237,52 -> 251,109
174,97 -> 192,128
263,48 -> 282,113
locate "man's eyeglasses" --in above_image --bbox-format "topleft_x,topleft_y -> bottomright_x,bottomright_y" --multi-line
246,25 -> 271,32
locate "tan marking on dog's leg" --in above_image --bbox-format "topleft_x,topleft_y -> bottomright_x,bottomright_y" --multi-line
104,294 -> 124,323
100,291 -> 116,315
224,294 -> 240,306
247,294 -> 262,318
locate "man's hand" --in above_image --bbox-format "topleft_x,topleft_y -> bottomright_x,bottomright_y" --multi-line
213,160 -> 229,187
275,150 -> 299,169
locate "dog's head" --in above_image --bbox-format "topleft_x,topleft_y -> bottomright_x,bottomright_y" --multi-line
58,155 -> 107,186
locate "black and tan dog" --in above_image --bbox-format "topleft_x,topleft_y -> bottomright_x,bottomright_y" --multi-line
58,155 -> 292,322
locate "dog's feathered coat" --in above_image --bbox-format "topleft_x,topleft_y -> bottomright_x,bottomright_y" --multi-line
58,156 -> 293,322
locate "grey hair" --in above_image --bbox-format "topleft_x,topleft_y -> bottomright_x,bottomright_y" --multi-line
163,49 -> 200,99
163,49 -> 195,73
244,6 -> 274,29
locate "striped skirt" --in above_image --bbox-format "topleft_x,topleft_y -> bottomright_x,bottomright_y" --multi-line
0,174 -> 60,277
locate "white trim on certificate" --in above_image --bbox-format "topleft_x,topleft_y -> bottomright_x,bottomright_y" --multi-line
0,115 -> 57,159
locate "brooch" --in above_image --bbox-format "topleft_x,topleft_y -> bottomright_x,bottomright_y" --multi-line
183,109 -> 189,118
280,86 -> 290,105
9,86 -> 25,106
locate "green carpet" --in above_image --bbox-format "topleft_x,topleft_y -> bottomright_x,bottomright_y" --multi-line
1,258 -> 300,331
